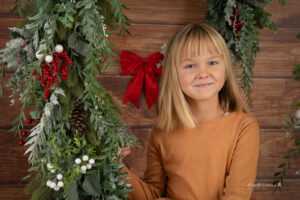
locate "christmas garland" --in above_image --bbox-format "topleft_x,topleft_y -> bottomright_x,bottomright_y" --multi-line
202,0 -> 286,107
0,0 -> 140,199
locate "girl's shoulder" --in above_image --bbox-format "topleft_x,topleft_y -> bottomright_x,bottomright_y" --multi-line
233,111 -> 260,128
149,125 -> 177,140
148,126 -> 165,139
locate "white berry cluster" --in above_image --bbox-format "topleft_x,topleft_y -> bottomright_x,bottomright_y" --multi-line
35,44 -> 64,63
46,163 -> 64,191
75,155 -> 95,174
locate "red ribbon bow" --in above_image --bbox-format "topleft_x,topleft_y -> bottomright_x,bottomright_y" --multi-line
120,50 -> 164,108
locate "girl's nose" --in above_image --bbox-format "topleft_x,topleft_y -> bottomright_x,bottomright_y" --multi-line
197,65 -> 209,79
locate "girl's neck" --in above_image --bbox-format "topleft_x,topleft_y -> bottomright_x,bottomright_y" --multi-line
187,96 -> 225,124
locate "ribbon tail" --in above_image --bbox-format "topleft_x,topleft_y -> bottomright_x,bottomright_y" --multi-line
145,65 -> 159,108
123,65 -> 145,108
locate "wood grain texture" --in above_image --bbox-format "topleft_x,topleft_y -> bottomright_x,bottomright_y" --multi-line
0,0 -> 300,199
0,184 -> 31,200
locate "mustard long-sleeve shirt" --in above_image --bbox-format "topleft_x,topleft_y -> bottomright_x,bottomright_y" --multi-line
120,111 -> 260,200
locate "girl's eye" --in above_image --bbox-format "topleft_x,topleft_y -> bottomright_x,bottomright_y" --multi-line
184,64 -> 194,69
209,61 -> 218,66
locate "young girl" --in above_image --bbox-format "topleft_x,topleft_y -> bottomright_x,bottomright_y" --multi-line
119,23 -> 260,200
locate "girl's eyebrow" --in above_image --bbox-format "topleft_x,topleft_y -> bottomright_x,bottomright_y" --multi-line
207,55 -> 221,59
181,54 -> 221,62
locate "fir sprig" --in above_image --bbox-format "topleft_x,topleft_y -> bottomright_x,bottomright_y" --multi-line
234,2 -> 260,108
111,0 -> 131,36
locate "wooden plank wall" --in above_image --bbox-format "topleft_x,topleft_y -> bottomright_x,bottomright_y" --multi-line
0,0 -> 300,199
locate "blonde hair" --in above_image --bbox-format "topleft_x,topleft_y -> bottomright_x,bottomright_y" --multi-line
154,23 -> 250,133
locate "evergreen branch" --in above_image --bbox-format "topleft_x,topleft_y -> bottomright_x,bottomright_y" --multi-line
264,0 -> 286,5
273,104 -> 300,191
24,88 -> 65,164
203,0 -> 286,107
13,0 -> 26,16
6,71 -> 35,137
2,0 -> 137,198
235,2 -> 259,107
111,0 -> 131,36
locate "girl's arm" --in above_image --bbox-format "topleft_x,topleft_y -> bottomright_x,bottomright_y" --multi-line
222,119 -> 260,200
120,131 -> 168,200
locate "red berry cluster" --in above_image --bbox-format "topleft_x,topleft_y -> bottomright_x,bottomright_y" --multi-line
229,6 -> 244,36
27,118 -> 33,124
32,50 -> 73,99
21,41 -> 27,46
19,130 -> 28,145
18,116 -> 42,146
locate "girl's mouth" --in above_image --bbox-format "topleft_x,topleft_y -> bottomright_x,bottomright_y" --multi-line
194,83 -> 213,88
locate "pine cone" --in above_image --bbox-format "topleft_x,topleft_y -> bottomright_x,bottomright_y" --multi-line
70,100 -> 86,134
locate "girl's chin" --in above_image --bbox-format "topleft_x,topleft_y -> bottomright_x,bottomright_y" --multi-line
186,95 -> 216,102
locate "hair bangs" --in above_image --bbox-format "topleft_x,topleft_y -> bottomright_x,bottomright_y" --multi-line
179,29 -> 222,63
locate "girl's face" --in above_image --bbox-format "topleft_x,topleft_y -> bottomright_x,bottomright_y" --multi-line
177,44 -> 226,103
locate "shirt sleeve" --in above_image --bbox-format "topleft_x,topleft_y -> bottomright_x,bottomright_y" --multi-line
120,130 -> 168,200
222,118 -> 260,200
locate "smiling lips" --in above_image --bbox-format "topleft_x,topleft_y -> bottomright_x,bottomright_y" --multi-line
194,83 -> 213,88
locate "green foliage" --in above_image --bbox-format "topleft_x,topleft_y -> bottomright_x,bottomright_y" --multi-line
70,83 -> 84,99
31,184 -> 53,200
66,63 -> 78,88
24,170 -> 53,200
203,0 -> 286,107
1,0 -> 137,199
273,103 -> 300,191
82,174 -> 101,196
25,88 -> 66,164
234,2 -> 260,107
265,0 -> 286,5
293,33 -> 300,81
68,32 -> 90,57
293,64 -> 300,81
30,110 -> 40,119
24,170 -> 43,194
66,180 -> 79,200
